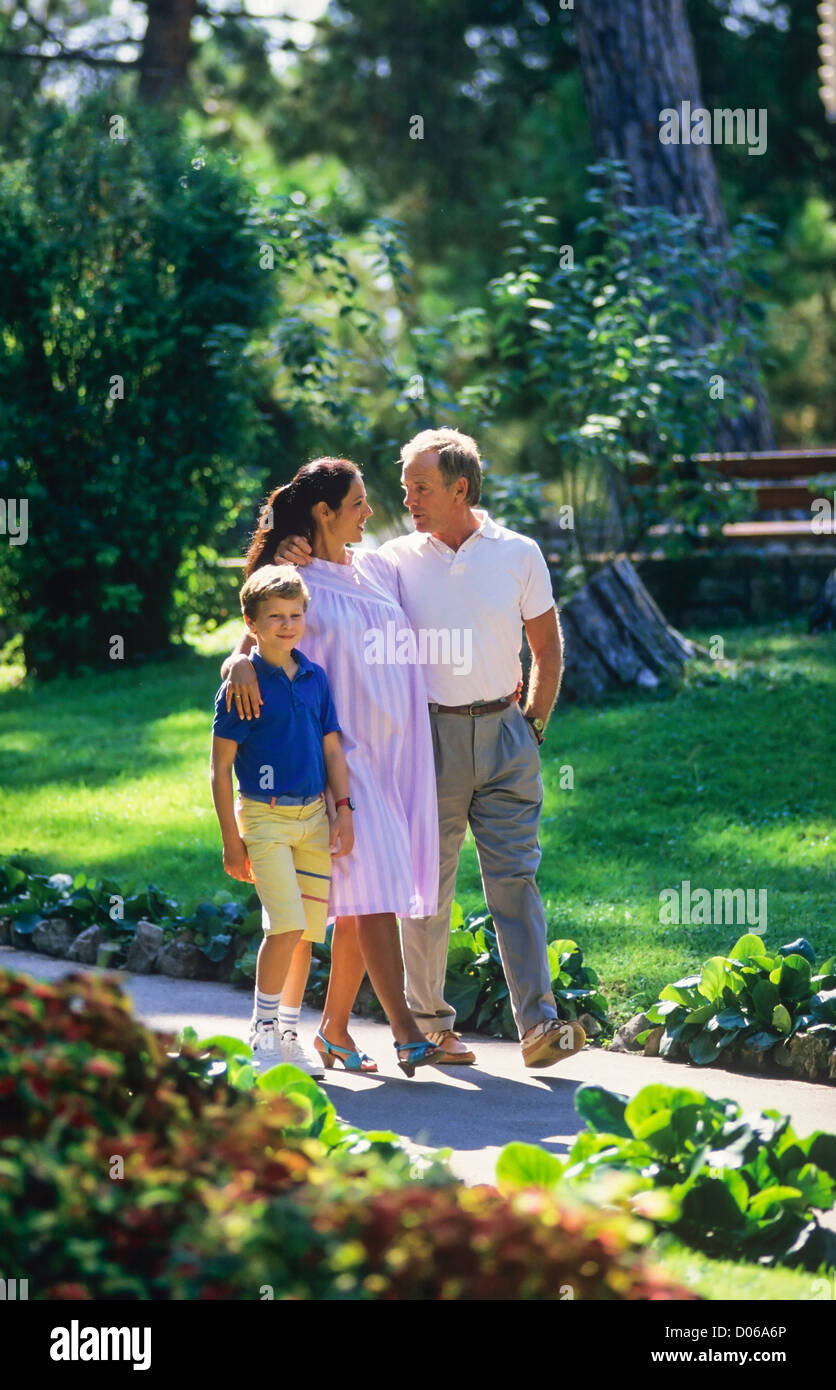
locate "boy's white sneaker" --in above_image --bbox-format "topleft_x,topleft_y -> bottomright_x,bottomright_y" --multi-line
280,1030 -> 325,1081
248,1017 -> 283,1072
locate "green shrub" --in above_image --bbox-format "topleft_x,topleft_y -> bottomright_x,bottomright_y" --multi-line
443,902 -> 609,1038
472,166 -> 773,566
643,934 -> 836,1065
0,92 -> 282,676
0,859 -> 257,976
497,1081 -> 836,1270
0,967 -> 691,1300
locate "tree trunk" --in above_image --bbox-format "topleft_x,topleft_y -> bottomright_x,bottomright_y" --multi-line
138,0 -> 196,103
559,556 -> 703,703
573,0 -> 773,452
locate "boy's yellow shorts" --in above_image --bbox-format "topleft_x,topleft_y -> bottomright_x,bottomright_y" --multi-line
235,795 -> 331,944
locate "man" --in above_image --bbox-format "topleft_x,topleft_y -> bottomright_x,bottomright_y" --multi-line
380,428 -> 584,1069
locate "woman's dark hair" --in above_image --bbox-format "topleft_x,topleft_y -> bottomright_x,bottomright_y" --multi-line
244,457 -> 361,577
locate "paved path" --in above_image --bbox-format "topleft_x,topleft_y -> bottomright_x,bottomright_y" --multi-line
5,948 -> 836,1220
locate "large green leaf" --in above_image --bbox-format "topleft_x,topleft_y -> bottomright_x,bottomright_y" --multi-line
624,1084 -> 707,1142
10,913 -> 39,934
256,1064 -> 336,1136
681,1177 -> 746,1231
228,1059 -> 258,1091
710,1167 -> 750,1213
646,1000 -> 683,1025
683,1001 -> 718,1027
688,1031 -> 734,1065
750,978 -> 779,1024
747,1185 -> 803,1219
808,1133 -> 836,1180
789,1164 -> 835,1210
196,1033 -> 252,1061
778,938 -> 817,965
811,989 -> 836,1025
444,973 -> 483,1025
729,933 -> 770,964
697,957 -> 729,1002
199,932 -> 232,962
447,928 -> 479,968
771,954 -> 813,1003
239,909 -> 263,937
574,1083 -> 632,1138
713,1005 -> 748,1029
495,1142 -> 564,1190
659,974 -> 701,1007
771,1003 -> 792,1035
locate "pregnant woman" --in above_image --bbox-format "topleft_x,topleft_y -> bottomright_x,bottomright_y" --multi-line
222,458 -> 442,1077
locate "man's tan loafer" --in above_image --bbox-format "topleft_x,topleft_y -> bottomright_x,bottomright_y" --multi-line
425,1029 -> 477,1064
522,1016 -> 586,1069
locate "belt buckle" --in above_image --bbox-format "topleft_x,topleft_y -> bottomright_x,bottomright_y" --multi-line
468,701 -> 483,717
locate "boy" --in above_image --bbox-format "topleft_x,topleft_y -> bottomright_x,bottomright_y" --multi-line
210,565 -> 354,1074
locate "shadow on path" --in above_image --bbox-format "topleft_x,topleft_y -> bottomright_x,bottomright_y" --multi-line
319,1066 -> 581,1157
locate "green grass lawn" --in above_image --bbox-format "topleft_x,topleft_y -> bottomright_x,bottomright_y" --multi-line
1,619 -> 833,1022
650,1237 -> 834,1300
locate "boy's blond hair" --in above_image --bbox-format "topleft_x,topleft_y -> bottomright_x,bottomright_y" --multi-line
239,564 -> 310,620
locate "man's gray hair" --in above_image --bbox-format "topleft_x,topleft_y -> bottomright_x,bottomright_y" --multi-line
400,428 -> 483,505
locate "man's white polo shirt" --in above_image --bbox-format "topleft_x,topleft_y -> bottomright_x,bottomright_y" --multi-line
376,509 -> 555,706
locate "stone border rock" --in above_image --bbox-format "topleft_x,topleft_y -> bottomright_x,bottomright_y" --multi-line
0,915 -> 250,985
610,1011 -> 836,1084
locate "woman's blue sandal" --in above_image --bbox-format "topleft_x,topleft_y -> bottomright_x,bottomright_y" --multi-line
315,1030 -> 378,1074
395,1039 -> 444,1078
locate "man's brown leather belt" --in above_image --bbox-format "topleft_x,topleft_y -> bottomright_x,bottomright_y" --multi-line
428,693 -> 517,717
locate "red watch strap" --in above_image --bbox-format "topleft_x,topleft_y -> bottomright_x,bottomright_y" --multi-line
335,797 -> 352,810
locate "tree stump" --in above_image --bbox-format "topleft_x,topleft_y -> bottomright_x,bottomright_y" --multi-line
810,568 -> 836,633
559,556 -> 703,703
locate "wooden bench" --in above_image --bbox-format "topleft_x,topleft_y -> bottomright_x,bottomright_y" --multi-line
634,448 -> 836,551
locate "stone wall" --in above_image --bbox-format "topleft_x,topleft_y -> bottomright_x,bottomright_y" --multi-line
634,551 -> 835,628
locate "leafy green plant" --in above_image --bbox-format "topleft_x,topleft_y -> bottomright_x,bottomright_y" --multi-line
479,471 -> 550,538
497,1081 -> 836,1270
643,934 -> 836,1066
0,967 -> 690,1301
444,902 -> 609,1038
464,164 -> 774,568
0,859 -> 258,977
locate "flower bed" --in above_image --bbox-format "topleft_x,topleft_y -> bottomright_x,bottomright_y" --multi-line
0,966 -> 688,1301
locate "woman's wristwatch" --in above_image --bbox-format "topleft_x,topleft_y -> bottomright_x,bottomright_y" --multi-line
524,715 -> 546,745
335,797 -> 355,811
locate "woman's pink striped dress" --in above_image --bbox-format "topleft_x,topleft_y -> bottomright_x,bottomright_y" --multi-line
295,551 -> 439,920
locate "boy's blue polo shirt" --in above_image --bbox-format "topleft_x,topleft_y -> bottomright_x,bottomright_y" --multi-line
212,648 -> 340,800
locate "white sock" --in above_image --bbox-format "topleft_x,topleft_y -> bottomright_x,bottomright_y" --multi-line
278,1004 -> 301,1037
254,989 -> 281,1023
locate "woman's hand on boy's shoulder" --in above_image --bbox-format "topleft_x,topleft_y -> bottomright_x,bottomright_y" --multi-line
225,655 -> 263,720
